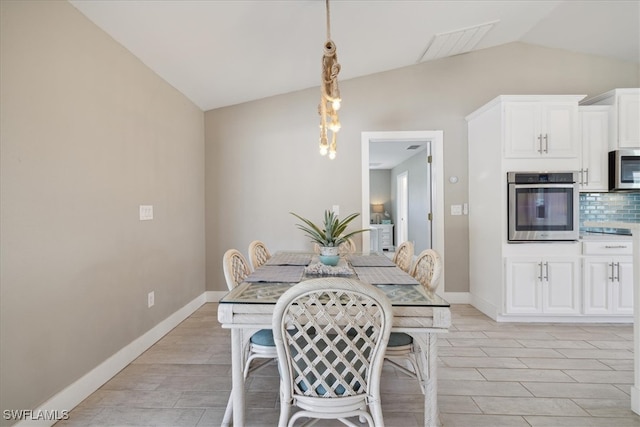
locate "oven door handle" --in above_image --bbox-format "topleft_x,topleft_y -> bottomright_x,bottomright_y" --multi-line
511,183 -> 576,189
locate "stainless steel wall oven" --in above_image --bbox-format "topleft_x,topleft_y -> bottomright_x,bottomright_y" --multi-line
507,172 -> 579,242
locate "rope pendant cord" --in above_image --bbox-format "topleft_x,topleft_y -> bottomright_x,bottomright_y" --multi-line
318,0 -> 341,159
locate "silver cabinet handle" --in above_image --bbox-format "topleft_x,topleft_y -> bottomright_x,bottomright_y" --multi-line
583,168 -> 589,185
537,134 -> 543,154
538,262 -> 543,281
544,262 -> 549,281
604,245 -> 629,249
543,134 -> 549,153
609,262 -> 614,281
615,262 -> 620,282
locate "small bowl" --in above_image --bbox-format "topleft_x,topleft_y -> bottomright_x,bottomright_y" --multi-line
319,255 -> 340,266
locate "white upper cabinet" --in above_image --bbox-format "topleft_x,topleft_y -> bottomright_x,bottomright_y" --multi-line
504,101 -> 580,158
580,88 -> 640,149
578,106 -> 610,191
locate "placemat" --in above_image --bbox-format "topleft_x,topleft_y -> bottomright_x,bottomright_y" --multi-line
353,266 -> 420,285
245,265 -> 305,283
348,255 -> 396,267
265,253 -> 313,266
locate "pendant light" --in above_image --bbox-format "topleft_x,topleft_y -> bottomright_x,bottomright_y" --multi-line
318,0 -> 341,160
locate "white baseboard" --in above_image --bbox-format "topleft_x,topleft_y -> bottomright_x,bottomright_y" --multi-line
441,292 -> 470,304
206,290 -> 227,302
468,294 -> 500,320
16,293 -> 207,427
496,314 -> 634,323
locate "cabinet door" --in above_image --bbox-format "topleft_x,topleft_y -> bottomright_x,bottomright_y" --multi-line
504,102 -> 578,158
504,103 -> 541,158
618,93 -> 640,148
579,109 -> 608,191
612,258 -> 634,314
583,257 -> 613,315
542,104 -> 579,158
543,258 -> 580,314
505,258 -> 542,313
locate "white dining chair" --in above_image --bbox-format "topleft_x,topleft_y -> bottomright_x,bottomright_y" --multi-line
338,237 -> 357,255
272,277 -> 393,427
410,249 -> 442,293
248,240 -> 272,271
392,241 -> 414,273
222,249 -> 278,424
385,248 -> 443,387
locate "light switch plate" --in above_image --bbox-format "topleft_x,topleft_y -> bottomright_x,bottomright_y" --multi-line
139,205 -> 153,221
450,204 -> 463,216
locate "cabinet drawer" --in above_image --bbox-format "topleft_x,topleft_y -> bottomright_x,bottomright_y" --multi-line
582,240 -> 632,255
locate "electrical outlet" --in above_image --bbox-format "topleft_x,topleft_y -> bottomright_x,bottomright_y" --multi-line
450,204 -> 463,216
148,291 -> 155,308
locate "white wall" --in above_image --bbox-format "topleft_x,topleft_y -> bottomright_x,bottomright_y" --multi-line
0,1 -> 205,419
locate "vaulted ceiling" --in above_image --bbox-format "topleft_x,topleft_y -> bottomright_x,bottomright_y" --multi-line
69,0 -> 639,112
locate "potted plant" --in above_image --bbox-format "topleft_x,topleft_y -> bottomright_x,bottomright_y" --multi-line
290,210 -> 369,264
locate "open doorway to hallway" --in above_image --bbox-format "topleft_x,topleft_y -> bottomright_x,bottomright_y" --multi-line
361,130 -> 445,288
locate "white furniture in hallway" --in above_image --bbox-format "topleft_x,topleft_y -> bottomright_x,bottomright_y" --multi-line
370,223 -> 394,251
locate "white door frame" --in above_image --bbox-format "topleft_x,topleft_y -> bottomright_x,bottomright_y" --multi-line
396,171 -> 409,247
361,130 -> 445,288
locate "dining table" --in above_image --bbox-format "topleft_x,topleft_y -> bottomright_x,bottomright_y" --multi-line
217,251 -> 451,427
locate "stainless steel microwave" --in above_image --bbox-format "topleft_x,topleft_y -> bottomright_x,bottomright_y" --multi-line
609,149 -> 640,191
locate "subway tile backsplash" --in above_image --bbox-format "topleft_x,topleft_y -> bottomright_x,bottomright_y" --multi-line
580,192 -> 640,234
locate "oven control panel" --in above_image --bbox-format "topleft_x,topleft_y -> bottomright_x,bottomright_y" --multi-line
508,172 -> 578,184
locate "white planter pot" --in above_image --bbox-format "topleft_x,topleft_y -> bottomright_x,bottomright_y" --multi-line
319,246 -> 339,256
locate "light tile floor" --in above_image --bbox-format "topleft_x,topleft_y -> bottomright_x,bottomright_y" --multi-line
55,304 -> 640,427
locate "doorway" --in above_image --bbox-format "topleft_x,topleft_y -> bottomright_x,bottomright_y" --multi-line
361,130 -> 445,286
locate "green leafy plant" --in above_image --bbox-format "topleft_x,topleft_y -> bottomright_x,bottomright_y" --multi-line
290,210 -> 369,247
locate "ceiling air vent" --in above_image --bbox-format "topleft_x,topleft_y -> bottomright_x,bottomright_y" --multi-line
417,20 -> 498,62
406,145 -> 421,150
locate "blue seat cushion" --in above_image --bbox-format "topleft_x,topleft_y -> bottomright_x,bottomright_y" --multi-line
388,332 -> 413,347
250,329 -> 275,346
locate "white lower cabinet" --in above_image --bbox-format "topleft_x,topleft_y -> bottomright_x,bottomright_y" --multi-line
505,257 -> 581,315
583,256 -> 634,315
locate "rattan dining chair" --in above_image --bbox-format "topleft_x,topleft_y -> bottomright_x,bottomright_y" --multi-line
272,277 -> 393,427
410,249 -> 443,293
392,241 -> 414,273
384,248 -> 443,387
248,240 -> 272,271
385,241 -> 419,385
338,237 -> 356,256
222,249 -> 278,424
